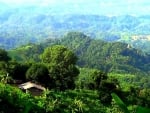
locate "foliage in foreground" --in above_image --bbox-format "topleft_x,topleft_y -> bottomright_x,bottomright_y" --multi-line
0,83 -> 44,113
0,83 -> 107,113
0,78 -> 150,113
111,93 -> 150,113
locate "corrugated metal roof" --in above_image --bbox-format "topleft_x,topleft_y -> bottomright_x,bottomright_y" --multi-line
18,81 -> 45,91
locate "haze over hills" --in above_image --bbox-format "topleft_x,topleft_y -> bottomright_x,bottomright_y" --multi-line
1,0 -> 150,15
0,0 -> 150,52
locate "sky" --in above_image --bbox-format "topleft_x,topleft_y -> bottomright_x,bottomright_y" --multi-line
0,0 -> 150,15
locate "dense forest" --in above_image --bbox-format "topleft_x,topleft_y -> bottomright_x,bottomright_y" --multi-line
0,32 -> 150,113
9,32 -> 150,75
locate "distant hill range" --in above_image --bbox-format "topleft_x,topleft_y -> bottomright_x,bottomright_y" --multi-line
0,6 -> 150,52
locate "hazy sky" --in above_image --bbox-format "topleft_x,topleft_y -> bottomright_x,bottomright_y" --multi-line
1,0 -> 150,15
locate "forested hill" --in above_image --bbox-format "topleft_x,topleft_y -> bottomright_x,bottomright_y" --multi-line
1,7 -> 150,52
9,32 -> 150,75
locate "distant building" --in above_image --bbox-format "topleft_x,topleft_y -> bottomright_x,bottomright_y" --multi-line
18,81 -> 46,96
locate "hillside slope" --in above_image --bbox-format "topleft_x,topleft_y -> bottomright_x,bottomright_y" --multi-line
9,32 -> 150,75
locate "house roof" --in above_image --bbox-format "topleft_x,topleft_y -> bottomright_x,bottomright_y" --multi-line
18,81 -> 46,91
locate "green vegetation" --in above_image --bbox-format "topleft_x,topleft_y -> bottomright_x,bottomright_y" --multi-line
0,83 -> 106,113
26,63 -> 49,86
111,93 -> 150,113
60,32 -> 150,75
1,13 -> 150,53
0,48 -> 11,62
41,45 -> 79,90
9,32 -> 150,75
76,68 -> 107,90
0,32 -> 150,112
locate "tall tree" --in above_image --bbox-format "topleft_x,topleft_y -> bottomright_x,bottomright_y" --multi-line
41,45 -> 79,90
8,61 -> 29,81
26,63 -> 49,86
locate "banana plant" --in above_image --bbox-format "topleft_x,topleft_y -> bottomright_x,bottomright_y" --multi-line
111,93 -> 150,113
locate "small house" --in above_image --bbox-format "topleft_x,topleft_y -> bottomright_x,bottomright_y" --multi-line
18,82 -> 46,96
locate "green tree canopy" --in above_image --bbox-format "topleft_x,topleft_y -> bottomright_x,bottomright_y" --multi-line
41,45 -> 77,66
8,61 -> 29,81
0,48 -> 11,62
76,68 -> 107,90
41,45 -> 79,90
26,63 -> 49,86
